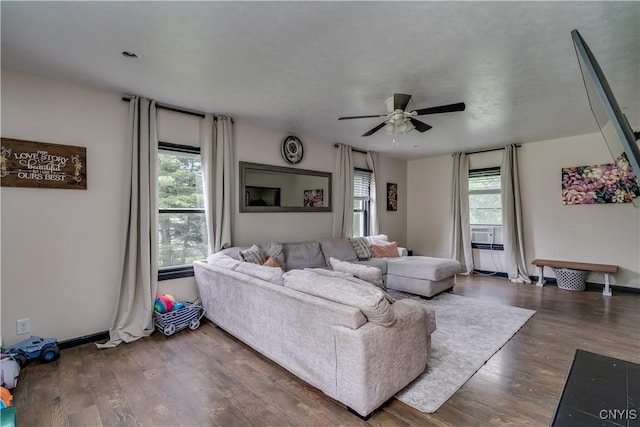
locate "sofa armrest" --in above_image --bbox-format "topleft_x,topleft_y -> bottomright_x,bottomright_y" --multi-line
332,299 -> 433,416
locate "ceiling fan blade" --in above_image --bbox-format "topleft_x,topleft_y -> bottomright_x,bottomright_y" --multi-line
412,102 -> 466,116
362,122 -> 387,137
409,118 -> 433,133
394,93 -> 412,111
338,114 -> 387,120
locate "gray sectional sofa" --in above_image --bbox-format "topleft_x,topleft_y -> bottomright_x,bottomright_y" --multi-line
193,237 -> 458,417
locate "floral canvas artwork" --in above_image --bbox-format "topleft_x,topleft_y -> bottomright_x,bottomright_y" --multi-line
562,154 -> 639,204
387,183 -> 398,211
303,189 -> 323,207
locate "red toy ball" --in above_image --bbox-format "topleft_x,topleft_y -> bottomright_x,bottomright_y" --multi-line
154,294 -> 175,313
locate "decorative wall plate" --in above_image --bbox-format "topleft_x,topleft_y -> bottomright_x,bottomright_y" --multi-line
281,135 -> 303,164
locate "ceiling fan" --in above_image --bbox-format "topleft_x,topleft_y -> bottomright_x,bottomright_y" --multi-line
339,94 -> 465,140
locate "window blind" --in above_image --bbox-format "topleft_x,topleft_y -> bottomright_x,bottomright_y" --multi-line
469,167 -> 501,193
354,169 -> 372,200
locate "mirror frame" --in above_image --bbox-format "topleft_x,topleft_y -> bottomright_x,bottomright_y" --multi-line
239,161 -> 332,213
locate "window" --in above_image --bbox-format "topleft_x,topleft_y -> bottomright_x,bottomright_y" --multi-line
353,169 -> 372,237
468,167 -> 502,226
157,143 -> 208,276
469,167 -> 503,249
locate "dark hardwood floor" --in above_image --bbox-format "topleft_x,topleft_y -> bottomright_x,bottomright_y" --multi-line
11,275 -> 640,426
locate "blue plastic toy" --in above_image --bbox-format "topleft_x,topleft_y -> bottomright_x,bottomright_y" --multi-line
1,336 -> 59,367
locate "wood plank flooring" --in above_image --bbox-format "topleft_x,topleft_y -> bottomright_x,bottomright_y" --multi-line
10,275 -> 640,426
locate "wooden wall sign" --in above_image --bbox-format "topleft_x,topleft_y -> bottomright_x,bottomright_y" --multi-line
1,138 -> 87,190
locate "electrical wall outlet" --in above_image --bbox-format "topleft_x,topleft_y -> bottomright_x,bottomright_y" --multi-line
16,318 -> 31,335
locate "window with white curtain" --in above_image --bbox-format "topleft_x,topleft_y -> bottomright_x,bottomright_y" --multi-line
157,142 -> 208,272
468,167 -> 502,226
353,168 -> 372,237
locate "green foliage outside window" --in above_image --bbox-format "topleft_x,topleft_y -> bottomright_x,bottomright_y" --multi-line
157,152 -> 208,268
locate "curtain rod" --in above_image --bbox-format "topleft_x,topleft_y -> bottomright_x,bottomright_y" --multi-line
452,144 -> 521,156
121,96 -> 206,119
333,144 -> 367,155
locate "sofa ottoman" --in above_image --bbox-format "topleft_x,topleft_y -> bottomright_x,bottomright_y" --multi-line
386,256 -> 460,298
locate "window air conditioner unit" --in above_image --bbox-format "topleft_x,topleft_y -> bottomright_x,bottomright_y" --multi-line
471,226 -> 494,244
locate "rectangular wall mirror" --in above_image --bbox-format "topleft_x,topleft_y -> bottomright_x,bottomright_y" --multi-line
240,162 -> 332,212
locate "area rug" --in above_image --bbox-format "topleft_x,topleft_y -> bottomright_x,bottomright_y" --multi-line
392,291 -> 536,413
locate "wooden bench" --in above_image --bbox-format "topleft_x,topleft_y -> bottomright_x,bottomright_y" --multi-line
531,259 -> 618,296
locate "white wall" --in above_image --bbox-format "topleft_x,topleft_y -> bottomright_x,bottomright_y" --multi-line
1,70 -> 409,344
374,155 -> 408,246
408,133 -> 640,288
407,155 -> 453,258
1,70 -> 129,345
233,122 -> 408,246
519,134 -> 640,287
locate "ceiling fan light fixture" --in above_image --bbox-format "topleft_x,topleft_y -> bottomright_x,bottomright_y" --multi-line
397,118 -> 414,134
384,115 -> 414,145
384,96 -> 395,113
383,121 -> 396,134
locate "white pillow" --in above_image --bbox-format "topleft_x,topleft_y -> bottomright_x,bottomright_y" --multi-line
363,234 -> 390,246
330,257 -> 384,289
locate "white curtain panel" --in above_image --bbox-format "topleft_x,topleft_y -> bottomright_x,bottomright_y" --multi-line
451,152 -> 473,274
200,114 -> 216,254
365,151 -> 379,236
201,115 -> 235,253
98,97 -> 158,348
501,145 -> 531,283
332,144 -> 354,238
214,116 -> 234,252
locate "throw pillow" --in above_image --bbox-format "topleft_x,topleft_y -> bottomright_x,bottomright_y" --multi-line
319,238 -> 358,264
239,244 -> 266,265
330,257 -> 384,289
262,256 -> 282,269
349,237 -> 374,260
371,242 -> 399,258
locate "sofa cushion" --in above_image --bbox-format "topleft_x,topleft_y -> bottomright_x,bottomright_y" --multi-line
207,252 -> 243,270
349,237 -> 374,260
282,241 -> 326,271
386,256 -> 461,281
258,242 -> 286,269
351,257 -> 388,275
307,268 -> 395,303
319,238 -> 358,264
371,242 -> 399,258
239,244 -> 266,264
329,257 -> 385,289
283,269 -> 395,327
235,262 -> 285,285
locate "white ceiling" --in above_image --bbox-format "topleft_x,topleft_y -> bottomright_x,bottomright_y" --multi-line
2,1 -> 638,160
